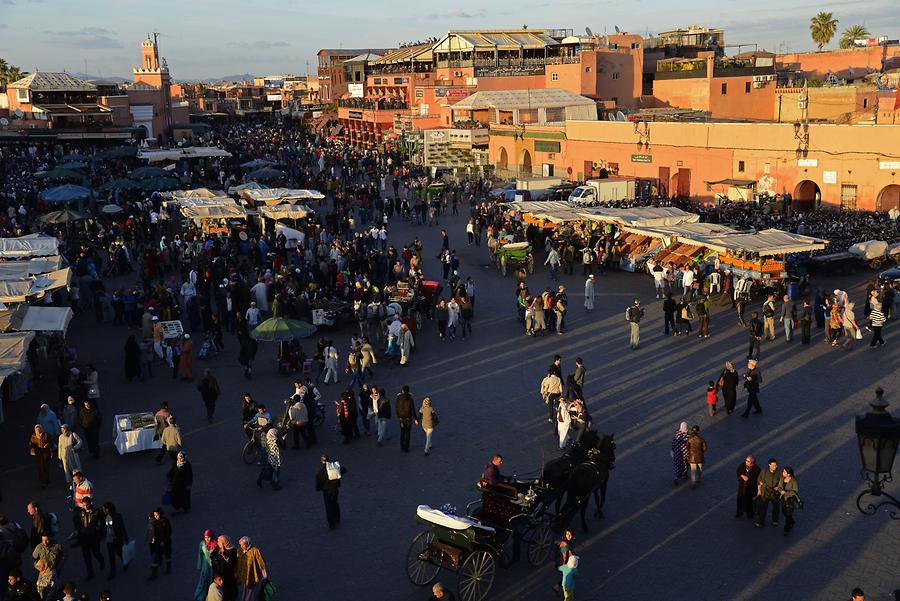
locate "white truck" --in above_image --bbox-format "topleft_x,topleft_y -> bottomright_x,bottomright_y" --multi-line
514,176 -> 564,201
568,177 -> 636,204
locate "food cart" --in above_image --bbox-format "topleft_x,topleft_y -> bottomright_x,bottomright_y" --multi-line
113,412 -> 161,455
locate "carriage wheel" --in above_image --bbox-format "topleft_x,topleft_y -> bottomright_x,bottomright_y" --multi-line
527,254 -> 534,274
500,255 -> 507,276
457,551 -> 496,601
525,523 -> 553,566
406,530 -> 441,586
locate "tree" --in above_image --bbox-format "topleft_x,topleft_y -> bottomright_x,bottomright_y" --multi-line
810,12 -> 839,51
0,59 -> 28,92
839,24 -> 870,49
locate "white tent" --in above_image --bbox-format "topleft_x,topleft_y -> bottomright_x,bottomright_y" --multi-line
0,234 -> 59,259
0,267 -> 71,303
18,306 -> 74,333
180,205 -> 247,220
0,256 -> 62,280
259,205 -> 313,220
275,223 -> 305,246
165,188 -> 226,199
0,331 -> 35,377
138,147 -> 232,162
241,188 -> 325,206
176,197 -> 238,209
228,181 -> 266,195
506,202 -> 699,227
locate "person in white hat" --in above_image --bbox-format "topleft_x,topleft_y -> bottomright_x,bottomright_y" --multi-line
584,275 -> 595,312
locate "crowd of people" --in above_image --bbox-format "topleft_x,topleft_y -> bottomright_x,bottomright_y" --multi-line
0,112 -> 893,601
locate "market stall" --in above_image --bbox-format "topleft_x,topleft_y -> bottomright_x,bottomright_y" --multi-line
0,234 -> 60,259
258,204 -> 313,220
179,203 -> 248,235
0,256 -> 62,279
113,412 -> 161,454
138,147 -> 232,163
240,187 -> 324,207
0,268 -> 71,305
0,331 -> 35,422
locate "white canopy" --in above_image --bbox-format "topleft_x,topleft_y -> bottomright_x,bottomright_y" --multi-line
0,267 -> 71,303
228,181 -> 266,194
176,197 -> 238,209
0,306 -> 73,334
688,228 -> 828,256
138,147 -> 232,162
180,205 -> 247,220
0,256 -> 62,280
275,223 -> 305,246
241,188 -> 325,206
0,331 -> 35,377
0,234 -> 59,259
165,188 -> 226,199
259,205 -> 313,220
506,202 -> 699,227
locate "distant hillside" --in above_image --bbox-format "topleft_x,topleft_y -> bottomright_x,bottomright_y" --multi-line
197,73 -> 258,84
72,73 -> 129,83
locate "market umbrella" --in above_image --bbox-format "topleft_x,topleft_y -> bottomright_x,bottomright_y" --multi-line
98,146 -> 138,161
39,209 -> 85,224
36,168 -> 83,182
241,158 -> 276,169
40,184 -> 91,204
100,178 -> 142,192
228,181 -> 265,194
250,317 -> 317,342
140,177 -> 181,192
128,166 -> 168,180
100,204 -> 124,215
246,167 -> 285,182
57,161 -> 89,171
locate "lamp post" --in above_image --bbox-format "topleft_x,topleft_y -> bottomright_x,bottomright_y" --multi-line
854,387 -> 900,519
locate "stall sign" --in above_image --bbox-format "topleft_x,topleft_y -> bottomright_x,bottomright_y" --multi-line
207,226 -> 228,235
447,89 -> 470,98
879,161 -> 900,170
823,170 -> 837,184
348,111 -> 363,120
797,158 -> 818,167
631,154 -> 652,163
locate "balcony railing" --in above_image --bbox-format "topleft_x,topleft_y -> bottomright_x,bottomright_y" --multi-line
545,55 -> 581,65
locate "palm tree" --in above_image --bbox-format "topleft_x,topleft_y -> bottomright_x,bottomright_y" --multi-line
839,24 -> 870,49
810,12 -> 839,51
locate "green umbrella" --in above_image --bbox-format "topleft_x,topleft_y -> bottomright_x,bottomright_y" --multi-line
100,178 -> 142,191
140,177 -> 181,191
250,317 -> 317,342
40,209 -> 85,224
129,166 -> 168,180
36,168 -> 83,181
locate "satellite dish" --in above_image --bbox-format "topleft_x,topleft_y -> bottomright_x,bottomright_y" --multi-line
616,111 -> 626,121
607,113 -> 614,121
14,108 -> 24,118
0,118 -> 8,126
614,25 -> 620,33
585,27 -> 593,37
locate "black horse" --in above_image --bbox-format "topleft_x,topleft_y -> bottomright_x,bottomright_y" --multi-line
540,430 -> 612,516
560,433 -> 616,531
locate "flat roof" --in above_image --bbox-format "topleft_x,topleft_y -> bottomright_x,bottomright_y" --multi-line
452,89 -> 595,111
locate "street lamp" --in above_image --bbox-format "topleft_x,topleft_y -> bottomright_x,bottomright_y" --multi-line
855,387 -> 900,519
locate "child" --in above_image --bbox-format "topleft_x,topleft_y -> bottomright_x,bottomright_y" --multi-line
706,380 -> 718,416
558,555 -> 579,601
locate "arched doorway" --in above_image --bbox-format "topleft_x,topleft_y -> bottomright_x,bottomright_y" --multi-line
498,147 -> 508,171
521,149 -> 532,176
877,184 -> 900,213
793,180 -> 821,212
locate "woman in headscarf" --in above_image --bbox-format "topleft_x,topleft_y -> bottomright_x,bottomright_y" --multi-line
236,536 -> 267,601
717,361 -> 739,415
194,529 -> 217,601
167,451 -> 194,514
124,335 -> 141,381
36,404 -> 61,442
29,424 -> 53,488
670,422 -> 690,485
57,423 -> 83,484
211,535 -> 238,601
179,334 -> 194,380
418,397 -> 436,455
258,429 -> 282,490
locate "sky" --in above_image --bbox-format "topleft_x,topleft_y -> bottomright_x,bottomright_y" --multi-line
0,0 -> 897,80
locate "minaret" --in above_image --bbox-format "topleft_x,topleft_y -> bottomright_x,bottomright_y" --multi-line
132,34 -> 173,140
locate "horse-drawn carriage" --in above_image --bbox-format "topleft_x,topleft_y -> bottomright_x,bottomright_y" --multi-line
406,431 -> 616,601
406,480 -> 555,601
494,241 -> 534,276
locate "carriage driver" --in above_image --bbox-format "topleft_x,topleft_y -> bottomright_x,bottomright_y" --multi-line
483,454 -> 510,486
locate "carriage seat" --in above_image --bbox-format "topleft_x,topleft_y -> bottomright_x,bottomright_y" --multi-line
416,505 -> 495,532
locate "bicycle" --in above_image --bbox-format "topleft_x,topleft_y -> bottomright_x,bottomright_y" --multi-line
241,425 -> 263,465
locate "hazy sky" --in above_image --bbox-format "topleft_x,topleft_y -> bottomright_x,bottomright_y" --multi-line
0,0 -> 897,80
